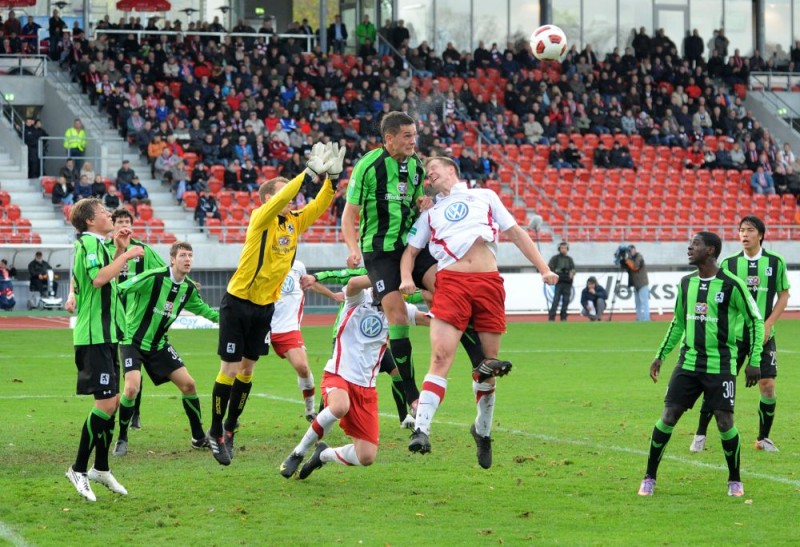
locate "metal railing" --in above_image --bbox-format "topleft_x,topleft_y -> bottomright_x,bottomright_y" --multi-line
750,74 -> 800,133
39,136 -> 128,178
0,89 -> 26,142
0,54 -> 47,77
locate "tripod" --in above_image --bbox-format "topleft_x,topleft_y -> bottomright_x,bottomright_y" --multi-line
606,267 -> 626,322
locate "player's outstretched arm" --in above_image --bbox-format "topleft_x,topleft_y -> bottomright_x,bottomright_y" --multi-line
345,275 -> 372,297
503,225 -> 558,285
399,244 -> 420,295
308,281 -> 344,302
341,202 -> 362,268
93,246 -> 144,288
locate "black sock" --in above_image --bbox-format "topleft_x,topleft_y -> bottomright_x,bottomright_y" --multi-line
210,376 -> 233,438
118,394 -> 135,442
389,374 -> 408,422
645,419 -> 673,480
93,411 -> 114,472
460,325 -> 485,368
134,383 -> 143,418
758,396 -> 776,440
224,376 -> 253,433
389,337 -> 419,402
720,426 -> 741,482
695,410 -> 713,436
73,410 -> 97,473
182,394 -> 205,440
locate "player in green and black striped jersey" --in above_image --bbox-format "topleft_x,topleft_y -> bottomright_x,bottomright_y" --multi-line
65,198 -> 145,502
637,232 -> 765,498
693,216 -> 791,452
112,242 -> 219,456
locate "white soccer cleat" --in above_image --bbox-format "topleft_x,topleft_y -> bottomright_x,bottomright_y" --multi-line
727,481 -> 744,497
689,435 -> 706,452
66,466 -> 96,502
88,468 -> 128,495
400,415 -> 416,429
755,438 -> 779,452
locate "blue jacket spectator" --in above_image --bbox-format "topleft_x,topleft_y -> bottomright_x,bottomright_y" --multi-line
580,277 -> 608,322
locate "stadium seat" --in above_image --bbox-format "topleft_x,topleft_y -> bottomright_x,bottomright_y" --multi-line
137,205 -> 153,221
210,165 -> 225,181
217,192 -> 234,208
208,179 -> 223,194
5,205 -> 21,222
160,232 -> 177,244
41,176 -> 57,195
147,218 -> 165,234
205,218 -> 222,236
234,191 -> 251,208
0,191 -> 10,206
182,191 -> 198,210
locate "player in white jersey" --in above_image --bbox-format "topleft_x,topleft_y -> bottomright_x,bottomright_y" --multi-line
279,275 -> 429,479
270,259 -> 341,421
399,156 -> 558,468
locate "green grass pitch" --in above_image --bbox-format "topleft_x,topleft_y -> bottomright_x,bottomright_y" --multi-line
1,321 -> 800,545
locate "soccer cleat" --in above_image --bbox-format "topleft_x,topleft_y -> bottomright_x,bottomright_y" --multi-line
472,359 -> 513,383
207,431 -> 231,466
400,415 -> 416,429
224,430 -> 235,460
305,411 -> 318,423
280,452 -> 304,479
727,481 -> 744,497
470,424 -> 493,469
755,438 -> 779,452
112,439 -> 128,457
689,435 -> 706,453
65,466 -> 96,502
408,428 -> 432,454
638,476 -> 656,496
88,468 -> 128,495
130,414 -> 142,430
298,442 -> 328,480
191,436 -> 210,450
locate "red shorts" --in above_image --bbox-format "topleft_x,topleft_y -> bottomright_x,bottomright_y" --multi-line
270,331 -> 305,359
321,372 -> 379,445
430,269 -> 506,333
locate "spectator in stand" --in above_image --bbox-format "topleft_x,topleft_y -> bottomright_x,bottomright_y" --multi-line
79,161 -> 96,186
355,15 -> 376,48
189,162 -> 210,194
563,141 -> 583,169
751,166 -> 776,195
64,118 -> 87,170
609,142 -> 635,169
328,15 -> 348,55
620,109 -> 637,135
593,142 -> 611,168
549,142 -> 572,170
194,191 -> 221,228
392,19 -> 410,50
476,150 -> 499,181
91,175 -> 107,198
201,133 -> 221,166
715,141 -> 735,170
116,160 -> 136,191
154,148 -> 179,183
268,133 -> 290,166
457,148 -> 480,181
123,176 -> 151,212
692,105 -> 714,136
73,174 -> 93,201
23,117 -> 47,178
744,141 -> 760,171
60,158 -> 80,186
103,185 -> 121,210
240,159 -> 260,192
147,134 -> 167,175
21,16 -> 41,50
685,141 -> 705,169
4,10 -> 22,38
218,136 -> 235,166
52,175 -> 74,205
234,136 -> 253,164
223,161 -> 241,191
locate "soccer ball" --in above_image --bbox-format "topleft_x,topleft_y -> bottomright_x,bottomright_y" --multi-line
530,24 -> 568,61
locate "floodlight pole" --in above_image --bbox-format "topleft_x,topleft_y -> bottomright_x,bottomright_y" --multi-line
319,0 -> 327,53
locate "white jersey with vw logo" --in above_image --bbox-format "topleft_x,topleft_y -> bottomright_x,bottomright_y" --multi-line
324,288 -> 392,388
271,260 -> 307,334
407,182 -> 516,270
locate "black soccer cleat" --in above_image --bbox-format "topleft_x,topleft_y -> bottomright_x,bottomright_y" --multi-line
224,430 -> 235,460
408,428 -> 432,454
191,436 -> 210,450
207,431 -> 231,466
472,359 -> 513,383
280,453 -> 304,479
298,442 -> 328,480
470,424 -> 493,469
130,414 -> 142,430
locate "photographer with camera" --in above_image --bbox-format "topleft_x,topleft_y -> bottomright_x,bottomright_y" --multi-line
548,241 -> 576,322
622,245 -> 650,321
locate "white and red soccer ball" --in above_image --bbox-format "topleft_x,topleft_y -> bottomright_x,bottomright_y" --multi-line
530,24 -> 568,61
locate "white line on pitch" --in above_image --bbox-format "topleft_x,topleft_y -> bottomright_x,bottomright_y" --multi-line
0,522 -> 29,547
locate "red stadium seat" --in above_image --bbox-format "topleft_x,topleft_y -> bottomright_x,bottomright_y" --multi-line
137,205 -> 153,221
182,191 -> 198,210
41,176 -> 57,195
5,205 -> 21,222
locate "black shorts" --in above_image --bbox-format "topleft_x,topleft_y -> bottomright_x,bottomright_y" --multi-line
665,366 -> 737,412
735,330 -> 778,379
378,349 -> 395,374
217,292 -> 274,362
363,246 -> 437,302
75,344 -> 120,399
120,343 -> 185,386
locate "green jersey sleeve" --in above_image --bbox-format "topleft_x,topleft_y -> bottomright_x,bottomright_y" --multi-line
346,158 -> 371,206
656,281 -> 686,360
315,267 -> 368,284
183,287 -> 220,323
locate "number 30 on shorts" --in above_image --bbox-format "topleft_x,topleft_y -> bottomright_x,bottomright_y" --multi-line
722,380 -> 735,401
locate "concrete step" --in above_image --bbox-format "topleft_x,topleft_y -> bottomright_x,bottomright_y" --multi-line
20,210 -> 60,221
10,194 -> 50,207
29,219 -> 65,230
0,179 -> 37,192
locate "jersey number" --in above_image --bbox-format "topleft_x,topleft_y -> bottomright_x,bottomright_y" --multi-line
722,380 -> 735,400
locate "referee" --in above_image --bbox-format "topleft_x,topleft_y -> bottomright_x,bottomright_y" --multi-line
207,142 -> 344,466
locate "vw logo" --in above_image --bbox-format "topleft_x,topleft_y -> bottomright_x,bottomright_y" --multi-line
360,315 -> 383,338
444,201 -> 469,221
282,276 -> 295,294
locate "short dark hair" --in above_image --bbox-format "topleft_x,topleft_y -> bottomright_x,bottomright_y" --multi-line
169,241 -> 192,258
558,241 -> 569,250
696,231 -> 722,259
70,198 -> 103,233
380,111 -> 415,140
739,215 -> 765,244
425,156 -> 460,178
259,176 -> 290,203
111,208 -> 134,224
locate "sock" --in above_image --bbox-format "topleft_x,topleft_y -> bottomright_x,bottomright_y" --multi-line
389,374 -> 408,422
90,407 -> 114,472
645,419 -> 674,480
757,395 -> 776,440
388,325 -> 418,403
326,443 -> 362,466
298,373 -> 316,413
134,383 -> 143,417
473,381 -> 496,437
182,394 -> 205,440
118,394 -> 136,441
293,407 -> 338,455
720,426 -> 741,482
209,372 -> 234,437
415,374 -> 448,435
224,372 -> 253,433
695,409 -> 713,437
460,324 -> 485,367
74,407 -> 107,473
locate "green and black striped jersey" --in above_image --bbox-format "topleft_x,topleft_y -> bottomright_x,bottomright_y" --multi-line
72,233 -> 122,345
656,269 -> 765,374
721,249 -> 790,339
117,266 -> 219,351
346,148 -> 425,253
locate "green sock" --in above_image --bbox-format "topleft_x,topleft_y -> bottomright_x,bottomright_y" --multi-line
757,395 -> 776,440
645,419 -> 674,480
720,426 -> 741,482
182,394 -> 205,440
118,394 -> 136,442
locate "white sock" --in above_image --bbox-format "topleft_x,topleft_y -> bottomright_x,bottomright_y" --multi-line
473,381 -> 496,437
298,373 -> 315,412
415,374 -> 448,435
323,443 -> 362,466
293,407 -> 337,455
